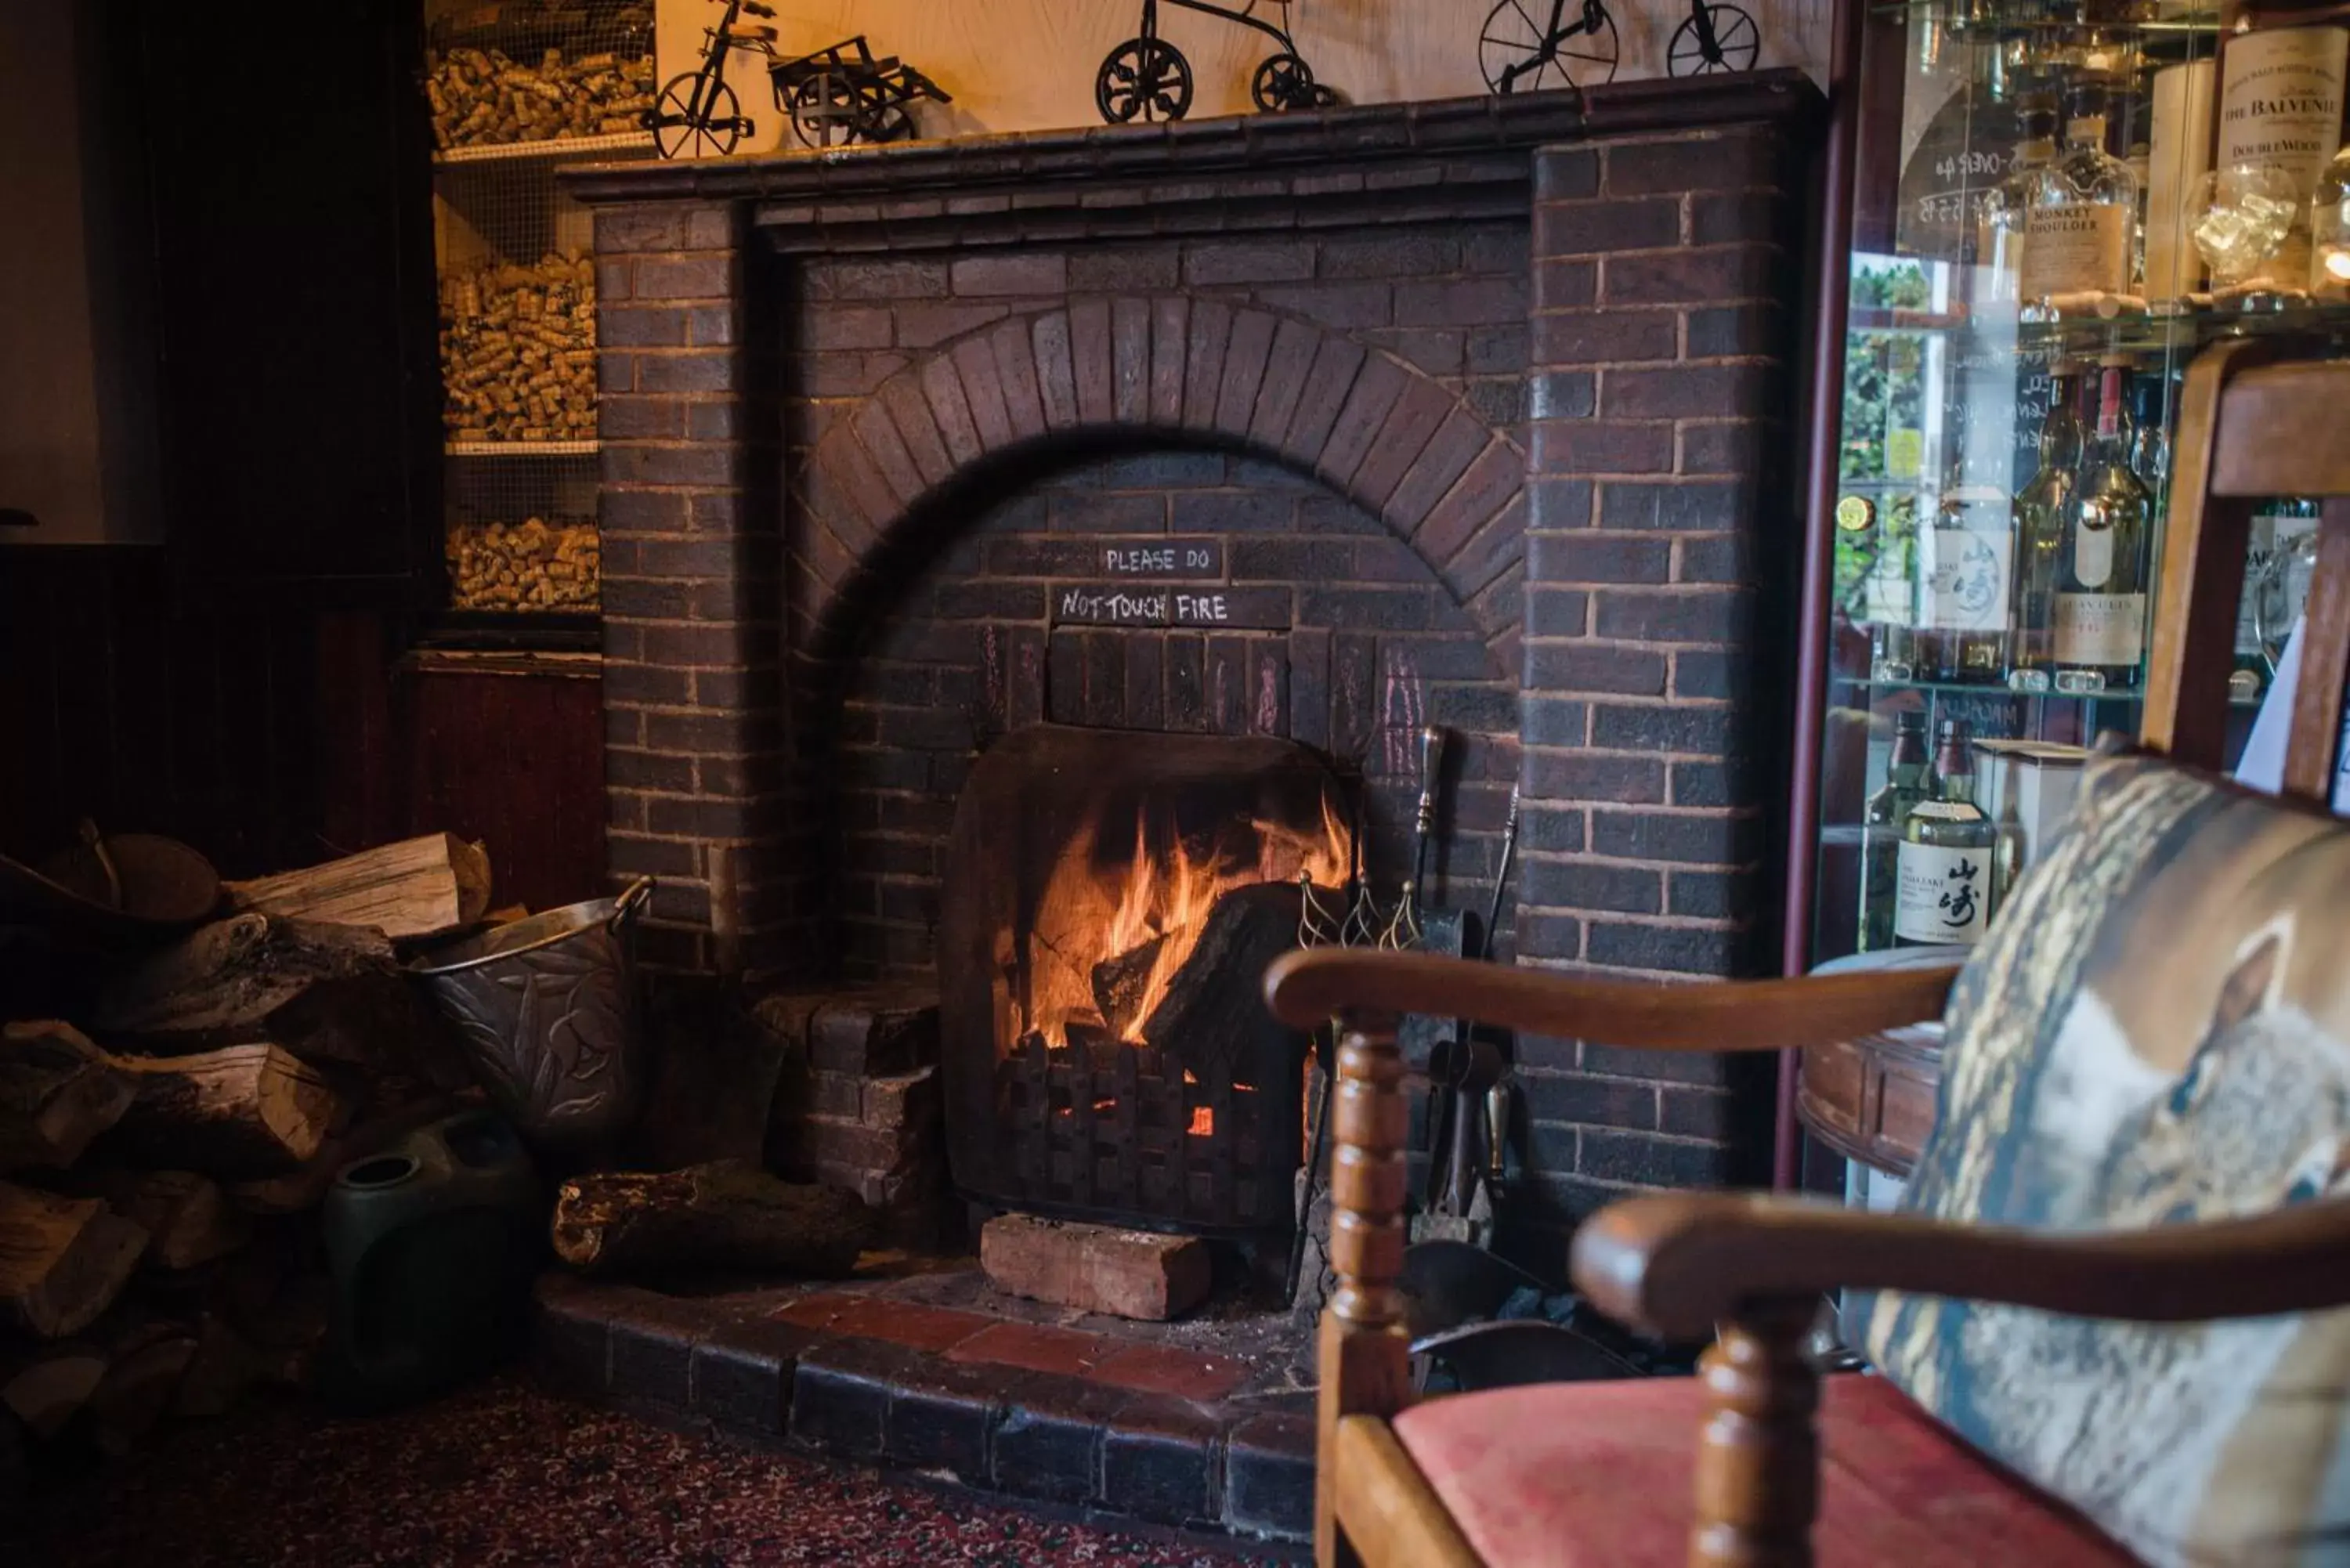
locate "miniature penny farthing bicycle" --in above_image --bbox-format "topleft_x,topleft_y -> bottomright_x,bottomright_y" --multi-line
1096,0 -> 1338,125
1478,0 -> 1759,94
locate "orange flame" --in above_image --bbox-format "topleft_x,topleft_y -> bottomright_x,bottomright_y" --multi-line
1187,1107 -> 1215,1136
1018,789 -> 1350,1052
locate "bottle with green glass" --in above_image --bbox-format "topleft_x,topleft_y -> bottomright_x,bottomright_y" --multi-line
1859,710 -> 1932,952
1896,719 -> 1997,948
2008,359 -> 2086,692
2053,357 -> 2154,693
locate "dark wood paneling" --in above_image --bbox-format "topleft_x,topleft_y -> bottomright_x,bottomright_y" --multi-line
400,659 -> 606,915
0,549 -> 320,876
128,0 -> 440,601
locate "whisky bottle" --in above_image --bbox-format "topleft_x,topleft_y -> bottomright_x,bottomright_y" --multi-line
1859,711 -> 1931,952
1895,720 -> 1997,947
2053,359 -> 2154,692
1978,93 -> 2062,304
2146,60 -> 2218,302
2008,360 -> 2087,692
1918,402 -> 2013,684
2218,0 -> 2348,293
2128,364 -> 2172,499
2235,497 -> 2323,699
2019,79 -> 2140,319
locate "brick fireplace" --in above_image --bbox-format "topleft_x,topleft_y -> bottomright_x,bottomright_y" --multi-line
564,74 -> 1820,1251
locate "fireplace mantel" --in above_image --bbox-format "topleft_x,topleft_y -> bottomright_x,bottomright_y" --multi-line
562,73 -> 1820,255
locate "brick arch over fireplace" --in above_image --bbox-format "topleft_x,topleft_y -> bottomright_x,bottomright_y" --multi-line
789,298 -> 1528,663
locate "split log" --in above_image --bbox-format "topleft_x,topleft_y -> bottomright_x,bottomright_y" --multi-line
103,1044 -> 342,1179
0,1021 -> 135,1171
551,1159 -> 873,1278
1138,882 -> 1309,1075
0,1183 -> 148,1338
1,1344 -> 108,1438
225,833 -> 492,941
86,1328 -> 198,1456
1090,933 -> 1167,1040
62,1171 -> 250,1270
93,912 -> 463,1086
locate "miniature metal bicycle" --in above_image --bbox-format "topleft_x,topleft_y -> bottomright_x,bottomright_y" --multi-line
1095,0 -> 1338,125
1477,0 -> 1758,94
645,0 -> 772,159
647,1 -> 951,158
772,38 -> 953,150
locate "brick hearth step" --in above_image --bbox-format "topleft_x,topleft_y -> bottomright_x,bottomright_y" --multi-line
529,1273 -> 1314,1543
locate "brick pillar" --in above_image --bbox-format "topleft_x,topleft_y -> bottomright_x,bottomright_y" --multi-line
1512,126 -> 1801,1225
593,201 -> 783,974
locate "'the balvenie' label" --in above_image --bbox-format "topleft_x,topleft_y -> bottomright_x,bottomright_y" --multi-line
2019,203 -> 2132,298
2220,24 -> 2348,284
2055,591 -> 2146,667
1894,835 -> 1990,944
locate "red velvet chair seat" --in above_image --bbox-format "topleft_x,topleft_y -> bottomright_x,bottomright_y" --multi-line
1390,1371 -> 2138,1568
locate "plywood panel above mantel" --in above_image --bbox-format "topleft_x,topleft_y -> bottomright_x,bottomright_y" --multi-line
655,0 -> 1831,156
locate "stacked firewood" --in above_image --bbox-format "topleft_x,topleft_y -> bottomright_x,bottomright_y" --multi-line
0,836 -> 494,1494
425,45 -> 656,150
446,516 -> 600,612
439,252 -> 598,444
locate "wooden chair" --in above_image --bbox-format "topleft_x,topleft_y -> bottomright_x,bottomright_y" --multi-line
1268,337 -> 2350,1568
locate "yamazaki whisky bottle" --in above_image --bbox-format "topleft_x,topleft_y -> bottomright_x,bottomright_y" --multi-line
1895,721 -> 1997,948
2216,0 -> 2350,291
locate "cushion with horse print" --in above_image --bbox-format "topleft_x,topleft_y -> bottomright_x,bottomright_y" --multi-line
1852,750 -> 2350,1568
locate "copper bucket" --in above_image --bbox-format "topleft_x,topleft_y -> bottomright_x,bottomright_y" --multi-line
407,878 -> 653,1154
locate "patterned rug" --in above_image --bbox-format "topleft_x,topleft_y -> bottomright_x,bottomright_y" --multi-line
4,1376 -> 1278,1567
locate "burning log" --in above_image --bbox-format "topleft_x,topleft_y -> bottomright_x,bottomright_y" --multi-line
223,833 -> 492,942
550,1160 -> 873,1279
0,1021 -> 135,1172
1089,934 -> 1168,1040
1138,882 -> 1308,1074
0,1184 -> 148,1339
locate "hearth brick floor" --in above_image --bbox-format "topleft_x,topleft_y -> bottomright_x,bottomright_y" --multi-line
532,1254 -> 1320,1544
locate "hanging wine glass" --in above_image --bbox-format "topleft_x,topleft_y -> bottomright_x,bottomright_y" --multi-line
2189,164 -> 2302,308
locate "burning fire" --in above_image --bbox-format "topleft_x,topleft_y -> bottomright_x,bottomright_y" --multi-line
1018,792 -> 1349,1052
1188,1107 -> 1215,1136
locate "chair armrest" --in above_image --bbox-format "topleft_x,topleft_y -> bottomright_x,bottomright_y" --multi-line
1264,948 -> 1957,1050
1572,1190 -> 2350,1341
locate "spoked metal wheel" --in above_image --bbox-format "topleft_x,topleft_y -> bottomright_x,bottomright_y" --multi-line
864,99 -> 916,143
1668,2 -> 1760,74
1096,36 -> 1194,123
1478,0 -> 1620,93
790,72 -> 865,147
649,72 -> 742,159
1250,51 -> 1319,112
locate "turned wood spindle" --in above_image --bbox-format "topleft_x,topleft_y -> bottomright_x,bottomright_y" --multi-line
1316,1013 -> 1411,1568
1690,1302 -> 1821,1568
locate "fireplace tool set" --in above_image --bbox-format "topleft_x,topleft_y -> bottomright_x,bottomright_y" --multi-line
1286,729 -> 1524,1300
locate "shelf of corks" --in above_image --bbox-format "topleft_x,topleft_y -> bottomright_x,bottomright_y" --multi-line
446,516 -> 600,614
440,251 -> 598,446
427,43 -> 656,157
